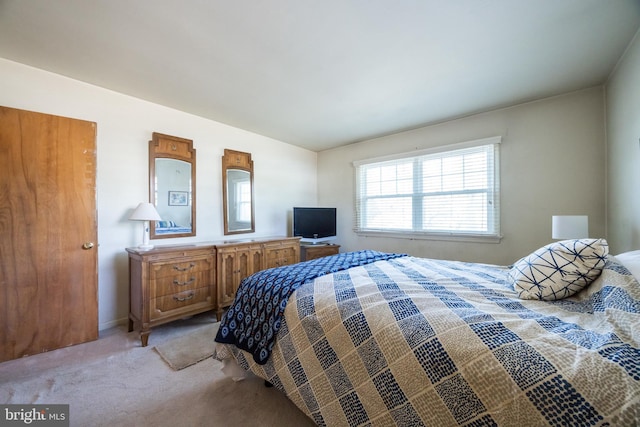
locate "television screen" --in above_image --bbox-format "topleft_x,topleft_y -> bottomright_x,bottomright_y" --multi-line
293,207 -> 337,243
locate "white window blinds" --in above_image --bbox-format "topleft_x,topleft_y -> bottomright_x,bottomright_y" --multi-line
354,137 -> 501,240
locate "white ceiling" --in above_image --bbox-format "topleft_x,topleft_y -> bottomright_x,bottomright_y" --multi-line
1,1 -> 639,151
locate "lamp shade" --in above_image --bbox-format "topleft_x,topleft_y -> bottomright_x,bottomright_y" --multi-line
129,202 -> 162,221
552,215 -> 588,239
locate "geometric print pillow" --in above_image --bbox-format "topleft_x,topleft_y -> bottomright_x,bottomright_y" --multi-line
509,238 -> 609,300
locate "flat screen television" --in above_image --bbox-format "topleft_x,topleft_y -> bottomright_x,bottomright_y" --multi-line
293,207 -> 337,244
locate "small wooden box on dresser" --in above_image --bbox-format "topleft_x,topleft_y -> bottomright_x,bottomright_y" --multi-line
127,237 -> 300,346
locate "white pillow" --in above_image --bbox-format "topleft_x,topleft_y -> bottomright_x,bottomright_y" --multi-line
614,250 -> 640,280
510,239 -> 609,300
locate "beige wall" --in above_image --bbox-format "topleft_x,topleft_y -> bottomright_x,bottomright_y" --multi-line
318,87 -> 606,265
606,29 -> 640,254
0,58 -> 318,330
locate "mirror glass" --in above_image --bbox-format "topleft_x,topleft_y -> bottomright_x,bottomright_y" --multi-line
226,169 -> 252,232
222,149 -> 254,235
150,133 -> 196,239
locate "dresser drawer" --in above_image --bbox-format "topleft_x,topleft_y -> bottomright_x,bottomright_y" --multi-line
267,246 -> 296,259
150,287 -> 212,319
301,244 -> 340,261
310,246 -> 337,258
149,257 -> 213,280
266,248 -> 289,259
150,270 -> 212,298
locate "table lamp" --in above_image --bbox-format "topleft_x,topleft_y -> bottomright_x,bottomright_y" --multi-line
552,215 -> 588,239
129,202 -> 162,250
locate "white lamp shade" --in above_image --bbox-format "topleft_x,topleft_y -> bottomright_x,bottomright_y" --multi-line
552,215 -> 588,239
129,202 -> 162,221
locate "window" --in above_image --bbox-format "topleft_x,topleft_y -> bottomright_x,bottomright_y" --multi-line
236,180 -> 252,222
354,137 -> 501,241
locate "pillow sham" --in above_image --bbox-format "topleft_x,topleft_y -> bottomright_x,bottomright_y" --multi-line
510,238 -> 609,300
614,250 -> 640,281
156,220 -> 178,228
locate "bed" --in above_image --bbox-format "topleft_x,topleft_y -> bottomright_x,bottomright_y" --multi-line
154,220 -> 191,234
213,240 -> 640,426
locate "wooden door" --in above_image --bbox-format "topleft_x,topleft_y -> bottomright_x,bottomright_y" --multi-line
0,106 -> 98,363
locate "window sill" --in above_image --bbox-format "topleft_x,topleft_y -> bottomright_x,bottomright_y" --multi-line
354,230 -> 502,244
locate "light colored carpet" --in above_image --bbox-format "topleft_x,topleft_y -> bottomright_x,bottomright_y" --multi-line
0,313 -> 315,427
155,322 -> 220,370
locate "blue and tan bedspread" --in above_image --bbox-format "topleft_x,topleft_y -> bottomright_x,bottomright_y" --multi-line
214,254 -> 640,426
215,250 -> 407,363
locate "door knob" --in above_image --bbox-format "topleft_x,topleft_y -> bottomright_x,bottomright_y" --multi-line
83,242 -> 95,250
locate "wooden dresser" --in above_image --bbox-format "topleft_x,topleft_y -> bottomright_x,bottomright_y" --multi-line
127,237 -> 300,346
127,244 -> 216,346
215,237 -> 300,319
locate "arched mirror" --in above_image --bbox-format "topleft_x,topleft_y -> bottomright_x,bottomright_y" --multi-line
222,149 -> 254,235
149,132 -> 196,239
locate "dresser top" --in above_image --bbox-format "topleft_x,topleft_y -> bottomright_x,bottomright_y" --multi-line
126,236 -> 300,256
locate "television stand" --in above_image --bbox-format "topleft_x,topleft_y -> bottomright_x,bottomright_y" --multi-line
300,243 -> 340,261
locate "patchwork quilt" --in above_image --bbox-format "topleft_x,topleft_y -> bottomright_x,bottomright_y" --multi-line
214,255 -> 640,426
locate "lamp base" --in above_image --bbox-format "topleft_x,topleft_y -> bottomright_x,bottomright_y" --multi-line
137,221 -> 154,250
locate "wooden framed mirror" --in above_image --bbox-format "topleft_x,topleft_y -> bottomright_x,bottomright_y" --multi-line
149,132 -> 196,239
222,149 -> 254,235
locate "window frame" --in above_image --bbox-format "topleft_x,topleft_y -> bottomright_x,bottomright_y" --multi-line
353,136 -> 502,243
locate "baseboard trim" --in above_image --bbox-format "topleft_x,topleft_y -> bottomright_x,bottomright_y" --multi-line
99,317 -> 128,331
